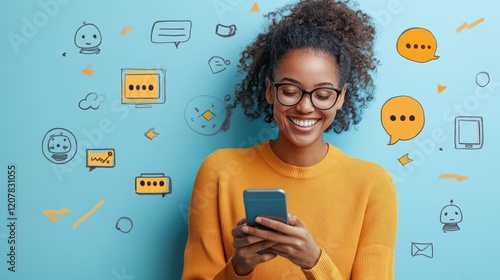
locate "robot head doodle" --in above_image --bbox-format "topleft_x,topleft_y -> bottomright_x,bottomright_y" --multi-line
42,128 -> 78,164
75,22 -> 102,55
440,199 -> 463,233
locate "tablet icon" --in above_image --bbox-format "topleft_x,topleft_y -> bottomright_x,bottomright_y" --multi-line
454,116 -> 483,149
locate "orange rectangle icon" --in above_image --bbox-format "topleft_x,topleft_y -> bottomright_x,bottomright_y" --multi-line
135,173 -> 171,197
86,149 -> 115,171
121,69 -> 166,106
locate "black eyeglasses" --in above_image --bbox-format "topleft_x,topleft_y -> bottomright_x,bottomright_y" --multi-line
272,81 -> 342,110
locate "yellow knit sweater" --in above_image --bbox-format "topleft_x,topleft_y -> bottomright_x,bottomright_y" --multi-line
182,141 -> 397,279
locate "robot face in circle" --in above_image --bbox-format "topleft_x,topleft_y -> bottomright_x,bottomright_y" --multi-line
440,205 -> 463,224
42,128 -> 78,164
48,133 -> 71,161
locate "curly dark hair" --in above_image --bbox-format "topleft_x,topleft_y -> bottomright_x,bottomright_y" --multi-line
232,0 -> 378,133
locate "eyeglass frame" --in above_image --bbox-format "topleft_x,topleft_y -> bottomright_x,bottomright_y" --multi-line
271,81 -> 343,110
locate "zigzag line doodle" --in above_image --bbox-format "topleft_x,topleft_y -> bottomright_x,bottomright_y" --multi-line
42,208 -> 72,223
90,155 -> 111,163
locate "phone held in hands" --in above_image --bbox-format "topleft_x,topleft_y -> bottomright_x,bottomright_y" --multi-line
243,189 -> 288,254
243,189 -> 288,229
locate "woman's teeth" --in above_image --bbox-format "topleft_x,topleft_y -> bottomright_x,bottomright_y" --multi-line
291,118 -> 318,127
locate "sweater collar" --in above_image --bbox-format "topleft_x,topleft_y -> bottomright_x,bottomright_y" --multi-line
257,140 -> 341,179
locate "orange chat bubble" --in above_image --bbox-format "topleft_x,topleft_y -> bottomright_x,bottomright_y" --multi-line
87,149 -> 115,171
135,173 -> 172,197
397,28 -> 439,63
381,96 -> 424,145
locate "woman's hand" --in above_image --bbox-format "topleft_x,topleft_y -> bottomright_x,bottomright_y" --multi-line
230,218 -> 278,275
243,214 -> 321,269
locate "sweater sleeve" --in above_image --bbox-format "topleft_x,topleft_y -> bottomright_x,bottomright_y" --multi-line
181,153 -> 254,280
302,248 -> 344,280
351,167 -> 398,280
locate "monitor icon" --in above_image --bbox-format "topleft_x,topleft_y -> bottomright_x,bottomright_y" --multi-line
454,116 -> 483,149
121,68 -> 166,108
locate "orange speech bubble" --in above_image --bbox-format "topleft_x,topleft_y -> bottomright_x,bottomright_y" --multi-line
397,28 -> 439,63
135,173 -> 172,197
381,96 -> 425,145
86,149 -> 115,171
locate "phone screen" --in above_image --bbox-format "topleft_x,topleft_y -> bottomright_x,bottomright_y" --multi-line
243,189 -> 288,228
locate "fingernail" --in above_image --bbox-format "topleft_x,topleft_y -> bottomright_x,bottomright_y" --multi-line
242,226 -> 248,233
255,217 -> 262,223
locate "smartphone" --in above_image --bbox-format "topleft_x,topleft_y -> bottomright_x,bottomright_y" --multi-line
243,189 -> 288,229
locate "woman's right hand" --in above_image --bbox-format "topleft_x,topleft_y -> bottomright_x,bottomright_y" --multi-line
231,218 -> 278,276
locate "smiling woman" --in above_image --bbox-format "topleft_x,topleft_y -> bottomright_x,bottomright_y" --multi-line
181,0 -> 397,279
264,49 -> 346,165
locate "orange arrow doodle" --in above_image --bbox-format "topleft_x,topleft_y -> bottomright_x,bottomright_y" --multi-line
43,208 -> 71,223
121,26 -> 134,35
437,84 -> 447,94
456,17 -> 485,33
439,174 -> 468,182
82,66 -> 94,76
73,200 -> 104,229
145,128 -> 159,140
251,3 -> 260,12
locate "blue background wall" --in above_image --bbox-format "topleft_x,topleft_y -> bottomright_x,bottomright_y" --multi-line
1,0 -> 498,279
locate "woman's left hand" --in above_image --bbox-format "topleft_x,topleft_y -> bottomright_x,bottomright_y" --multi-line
241,214 -> 321,269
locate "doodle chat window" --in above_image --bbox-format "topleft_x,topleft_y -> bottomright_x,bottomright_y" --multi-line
124,74 -> 160,99
121,68 -> 166,106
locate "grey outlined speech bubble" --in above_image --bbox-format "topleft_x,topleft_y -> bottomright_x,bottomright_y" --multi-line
151,20 -> 192,48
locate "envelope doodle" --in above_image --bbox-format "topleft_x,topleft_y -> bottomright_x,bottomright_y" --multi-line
411,242 -> 433,258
